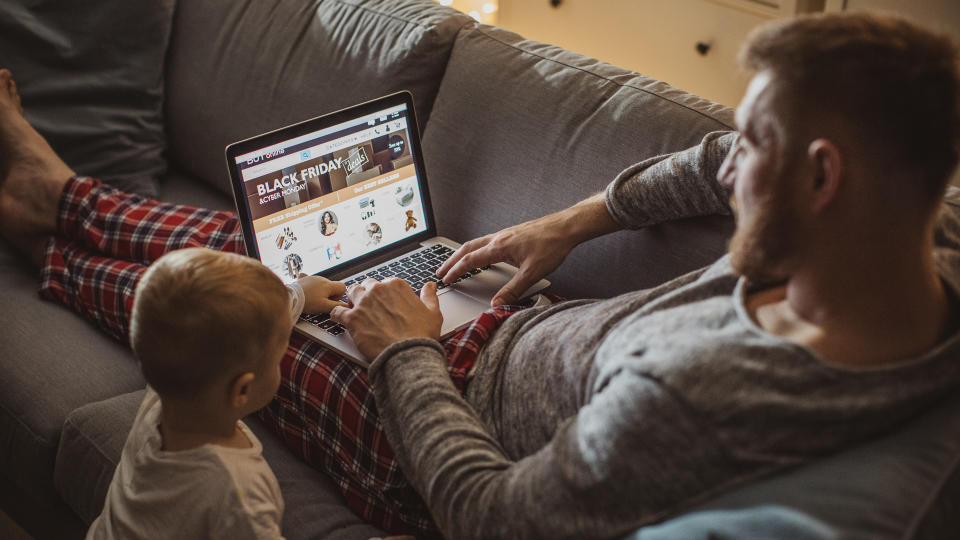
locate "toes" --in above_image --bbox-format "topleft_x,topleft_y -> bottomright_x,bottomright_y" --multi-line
0,70 -> 23,114
9,79 -> 21,114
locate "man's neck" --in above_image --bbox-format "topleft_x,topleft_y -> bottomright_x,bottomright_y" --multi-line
749,235 -> 957,366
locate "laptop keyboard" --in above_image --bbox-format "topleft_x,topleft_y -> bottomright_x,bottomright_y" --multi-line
300,244 -> 489,336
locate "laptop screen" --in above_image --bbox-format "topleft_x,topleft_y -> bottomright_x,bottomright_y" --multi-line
229,100 -> 431,283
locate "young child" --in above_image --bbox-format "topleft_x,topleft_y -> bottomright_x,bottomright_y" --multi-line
86,247 -> 347,539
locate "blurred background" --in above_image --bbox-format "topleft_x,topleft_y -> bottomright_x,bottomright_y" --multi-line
436,0 -> 960,186
436,0 -> 960,108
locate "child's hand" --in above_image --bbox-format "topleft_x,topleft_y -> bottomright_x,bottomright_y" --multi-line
296,275 -> 349,314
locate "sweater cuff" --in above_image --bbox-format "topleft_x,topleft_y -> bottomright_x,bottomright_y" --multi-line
368,337 -> 446,377
604,154 -> 674,230
605,131 -> 737,229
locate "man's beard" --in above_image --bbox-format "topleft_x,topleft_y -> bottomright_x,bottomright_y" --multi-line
728,192 -> 798,284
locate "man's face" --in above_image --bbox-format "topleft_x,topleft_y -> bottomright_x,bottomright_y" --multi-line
717,72 -> 801,284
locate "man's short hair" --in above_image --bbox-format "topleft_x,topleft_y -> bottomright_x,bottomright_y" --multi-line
130,248 -> 289,400
740,12 -> 960,203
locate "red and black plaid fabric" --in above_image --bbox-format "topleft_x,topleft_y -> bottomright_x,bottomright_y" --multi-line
262,305 -> 526,537
40,176 -> 533,537
41,176 -> 245,341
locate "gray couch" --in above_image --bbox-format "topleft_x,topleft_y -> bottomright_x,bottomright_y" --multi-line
2,1 -> 959,539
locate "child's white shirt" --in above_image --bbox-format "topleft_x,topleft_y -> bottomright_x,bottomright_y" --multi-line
86,388 -> 285,539
286,281 -> 306,322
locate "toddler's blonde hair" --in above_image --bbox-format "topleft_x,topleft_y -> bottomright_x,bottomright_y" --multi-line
130,248 -> 289,399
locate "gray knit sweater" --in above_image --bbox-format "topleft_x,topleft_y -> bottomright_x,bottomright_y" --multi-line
368,132 -> 960,540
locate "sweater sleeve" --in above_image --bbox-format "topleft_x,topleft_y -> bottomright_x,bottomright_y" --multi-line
606,131 -> 737,229
368,340 -> 732,540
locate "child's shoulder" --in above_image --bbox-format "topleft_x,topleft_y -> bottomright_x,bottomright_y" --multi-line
209,422 -> 280,492
122,388 -> 164,452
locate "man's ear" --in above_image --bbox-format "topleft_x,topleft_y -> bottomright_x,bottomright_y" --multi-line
806,138 -> 843,214
229,372 -> 256,409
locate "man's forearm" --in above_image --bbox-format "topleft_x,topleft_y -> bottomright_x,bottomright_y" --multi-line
552,191 -> 622,247
540,131 -> 736,249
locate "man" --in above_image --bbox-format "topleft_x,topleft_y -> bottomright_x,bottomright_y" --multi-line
330,11 -> 960,539
2,11 -> 958,540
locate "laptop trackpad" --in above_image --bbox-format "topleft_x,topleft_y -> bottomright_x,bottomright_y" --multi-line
438,290 -> 490,336
449,263 -> 515,304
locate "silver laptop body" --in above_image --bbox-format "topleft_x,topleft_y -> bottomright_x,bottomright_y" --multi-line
225,92 -> 548,366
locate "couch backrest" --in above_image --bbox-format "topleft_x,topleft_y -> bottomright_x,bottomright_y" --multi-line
163,0 -> 471,195
421,25 -> 736,299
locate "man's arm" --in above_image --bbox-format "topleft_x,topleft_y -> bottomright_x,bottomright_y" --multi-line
328,280 -> 730,539
438,131 -> 737,305
367,342 -> 730,540
437,190 -> 620,306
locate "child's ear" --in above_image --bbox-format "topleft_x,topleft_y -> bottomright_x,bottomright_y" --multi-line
229,372 -> 256,409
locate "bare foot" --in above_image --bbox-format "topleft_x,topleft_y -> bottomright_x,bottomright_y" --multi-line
0,69 -> 75,260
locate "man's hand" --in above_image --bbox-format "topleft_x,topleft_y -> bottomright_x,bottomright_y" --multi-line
330,278 -> 443,359
296,275 -> 349,314
437,192 -> 620,306
437,217 -> 573,306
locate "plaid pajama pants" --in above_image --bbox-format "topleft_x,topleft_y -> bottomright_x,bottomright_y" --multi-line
40,176 -> 533,537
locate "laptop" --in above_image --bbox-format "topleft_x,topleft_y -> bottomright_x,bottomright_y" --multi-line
225,91 -> 549,366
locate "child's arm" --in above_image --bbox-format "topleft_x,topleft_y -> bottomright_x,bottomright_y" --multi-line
287,275 -> 349,321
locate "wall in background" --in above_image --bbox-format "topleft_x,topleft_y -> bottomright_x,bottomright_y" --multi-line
498,0 -> 781,108
435,0 -> 499,24
497,0 -> 960,185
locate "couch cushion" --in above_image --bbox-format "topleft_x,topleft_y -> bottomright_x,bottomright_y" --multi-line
421,25 -> 736,299
56,389 -> 384,539
164,0 -> 473,196
0,0 -> 175,197
627,392 -> 960,540
54,391 -> 145,525
0,243 -> 146,508
158,169 -> 237,212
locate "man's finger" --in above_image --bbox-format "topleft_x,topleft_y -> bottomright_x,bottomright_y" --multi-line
440,247 -> 492,283
437,236 -> 490,276
321,299 -> 351,312
440,253 -> 474,283
491,270 -> 531,307
420,281 -> 441,314
346,282 -> 367,304
329,305 -> 348,322
437,240 -> 474,276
